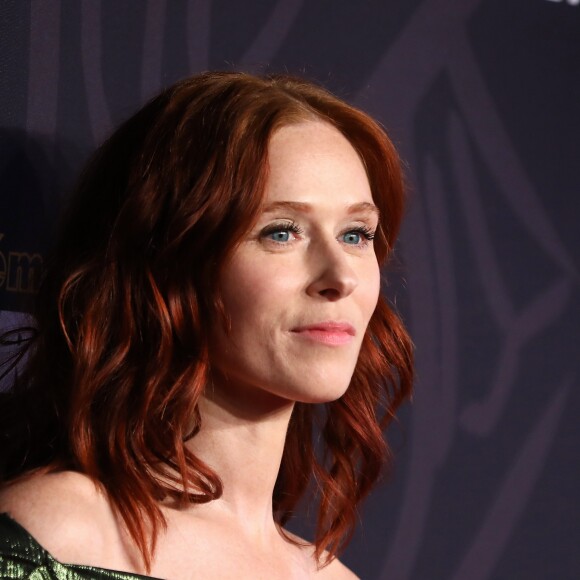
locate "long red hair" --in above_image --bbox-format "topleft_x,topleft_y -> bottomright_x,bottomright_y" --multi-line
0,72 -> 413,570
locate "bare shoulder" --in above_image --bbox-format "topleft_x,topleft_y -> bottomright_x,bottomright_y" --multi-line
0,470 -> 116,564
282,530 -> 359,579
316,556 -> 359,579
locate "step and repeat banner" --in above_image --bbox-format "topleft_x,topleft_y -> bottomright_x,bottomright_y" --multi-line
1,1 -> 578,578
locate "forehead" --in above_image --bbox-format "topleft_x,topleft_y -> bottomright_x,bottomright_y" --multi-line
265,121 -> 373,206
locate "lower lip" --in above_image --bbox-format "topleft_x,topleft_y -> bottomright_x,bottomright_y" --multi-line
292,329 -> 354,345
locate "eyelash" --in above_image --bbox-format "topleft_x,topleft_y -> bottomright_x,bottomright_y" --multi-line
259,221 -> 376,246
349,225 -> 375,241
260,220 -> 304,239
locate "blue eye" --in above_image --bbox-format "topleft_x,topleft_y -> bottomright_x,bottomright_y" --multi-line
341,227 -> 375,246
343,232 -> 362,245
267,230 -> 291,242
260,221 -> 303,244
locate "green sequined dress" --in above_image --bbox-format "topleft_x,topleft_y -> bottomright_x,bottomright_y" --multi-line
0,513 -> 162,580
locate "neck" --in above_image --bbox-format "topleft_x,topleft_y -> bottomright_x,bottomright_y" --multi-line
184,381 -> 295,536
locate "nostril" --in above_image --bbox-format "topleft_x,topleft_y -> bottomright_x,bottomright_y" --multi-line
305,250 -> 359,299
319,288 -> 342,300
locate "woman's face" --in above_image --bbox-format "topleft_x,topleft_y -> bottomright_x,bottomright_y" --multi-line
210,121 -> 381,410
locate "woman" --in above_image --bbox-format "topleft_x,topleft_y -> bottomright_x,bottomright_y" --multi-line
0,72 -> 413,578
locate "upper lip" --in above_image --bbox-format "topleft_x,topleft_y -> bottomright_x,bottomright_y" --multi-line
291,321 -> 356,335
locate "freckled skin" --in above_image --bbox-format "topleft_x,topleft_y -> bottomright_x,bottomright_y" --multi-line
211,121 -> 381,408
0,120 -> 367,579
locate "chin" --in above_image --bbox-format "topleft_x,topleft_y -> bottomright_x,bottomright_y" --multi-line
288,378 -> 352,405
298,391 -> 348,405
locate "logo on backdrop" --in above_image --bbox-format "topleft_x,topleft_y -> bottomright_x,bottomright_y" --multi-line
0,233 -> 43,296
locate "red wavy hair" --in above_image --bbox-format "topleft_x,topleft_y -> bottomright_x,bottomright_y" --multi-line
0,72 -> 413,570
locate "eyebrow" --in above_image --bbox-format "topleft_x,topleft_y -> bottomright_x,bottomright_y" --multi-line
261,201 -> 380,217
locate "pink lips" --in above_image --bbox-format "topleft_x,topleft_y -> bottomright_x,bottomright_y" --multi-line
291,322 -> 356,345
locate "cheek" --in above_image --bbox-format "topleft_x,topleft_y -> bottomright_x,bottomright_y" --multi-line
219,254 -> 297,335
359,260 -> 381,320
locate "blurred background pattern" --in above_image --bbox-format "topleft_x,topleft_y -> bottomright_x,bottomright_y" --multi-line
1,1 -> 578,578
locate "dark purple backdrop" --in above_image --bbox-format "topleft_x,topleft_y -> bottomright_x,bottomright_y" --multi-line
1,1 -> 579,578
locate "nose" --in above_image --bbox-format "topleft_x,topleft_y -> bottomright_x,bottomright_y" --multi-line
305,240 -> 358,301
